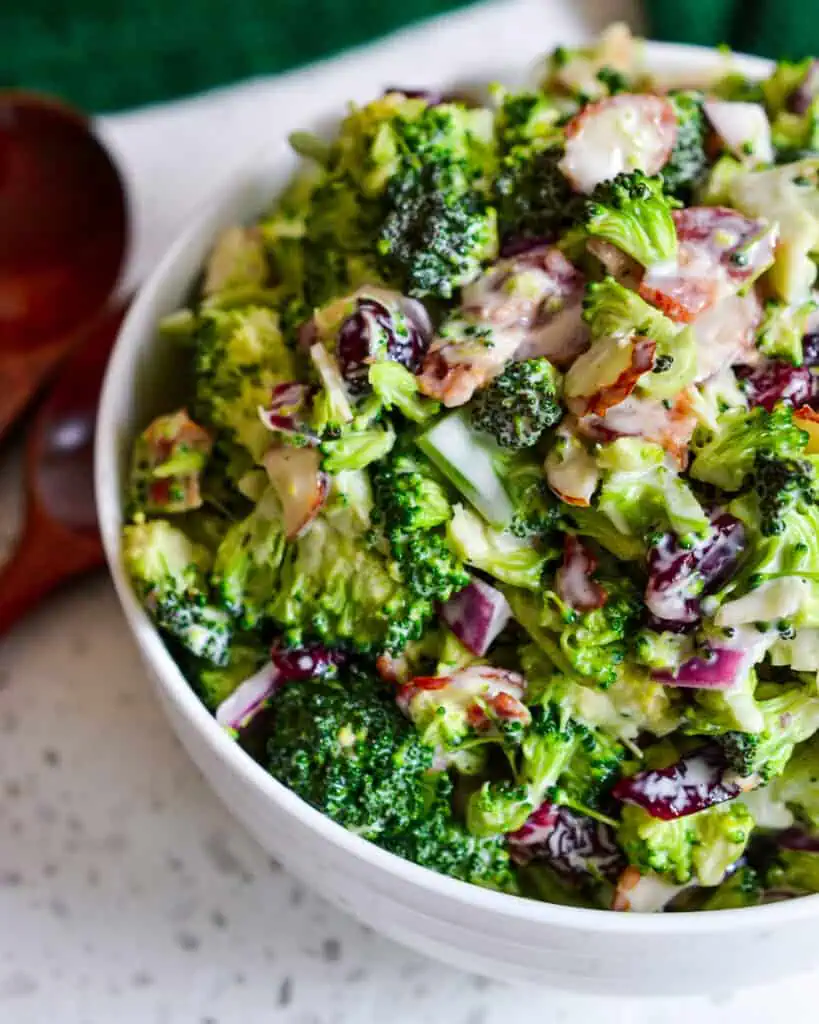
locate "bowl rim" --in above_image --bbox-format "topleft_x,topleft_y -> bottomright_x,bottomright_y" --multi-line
95,37 -> 819,934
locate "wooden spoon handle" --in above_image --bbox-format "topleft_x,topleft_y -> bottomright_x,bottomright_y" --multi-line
0,341 -> 73,444
0,520 -> 101,637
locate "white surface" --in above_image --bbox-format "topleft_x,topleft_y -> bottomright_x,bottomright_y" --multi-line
2,0 -> 817,1019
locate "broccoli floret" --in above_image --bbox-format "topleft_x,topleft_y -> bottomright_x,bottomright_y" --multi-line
123,520 -> 232,665
270,516 -> 432,655
558,725 -> 626,811
211,487 -> 286,628
469,358 -> 563,449
466,703 -> 583,836
756,299 -> 817,366
690,406 -> 809,492
698,865 -> 764,910
128,410 -> 213,517
267,667 -> 436,837
519,642 -> 681,743
661,91 -> 708,201
769,736 -> 819,826
368,362 -> 440,424
371,450 -> 469,607
719,684 -> 819,782
193,306 -> 298,461
373,104 -> 498,298
767,847 -> 819,894
190,641 -> 269,711
507,580 -> 641,689
495,144 -> 576,244
584,171 -> 679,268
580,278 -> 696,399
501,454 -> 561,539
447,504 -> 549,590
379,792 -> 518,893
754,451 -> 817,537
378,167 -> 497,298
320,422 -> 396,473
596,438 -> 711,546
619,801 -> 755,886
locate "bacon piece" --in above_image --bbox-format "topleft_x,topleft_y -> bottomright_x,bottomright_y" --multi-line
581,338 -> 656,417
397,666 -> 529,731
639,207 -> 776,323
556,536 -> 607,612
263,447 -> 329,540
560,94 -> 677,194
577,390 -> 697,467
418,247 -> 587,406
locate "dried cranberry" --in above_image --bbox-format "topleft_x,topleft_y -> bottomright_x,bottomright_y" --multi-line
270,641 -> 346,682
508,801 -> 624,879
802,333 -> 819,368
612,745 -> 743,820
736,361 -> 818,411
337,297 -> 429,394
645,511 -> 745,632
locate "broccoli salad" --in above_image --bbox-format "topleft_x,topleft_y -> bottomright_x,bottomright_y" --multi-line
123,24 -> 819,912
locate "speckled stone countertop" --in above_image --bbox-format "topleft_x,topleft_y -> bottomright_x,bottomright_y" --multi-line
2,2 -> 819,1020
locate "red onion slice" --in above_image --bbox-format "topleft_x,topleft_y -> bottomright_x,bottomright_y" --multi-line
652,647 -> 745,689
439,577 -> 511,656
215,664 -> 280,731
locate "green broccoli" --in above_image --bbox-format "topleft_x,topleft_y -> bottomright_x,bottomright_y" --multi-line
618,801 -> 755,886
447,504 -> 549,590
192,306 -> 297,461
754,451 -> 817,537
767,847 -> 819,894
368,362 -> 440,424
697,865 -> 764,910
371,449 -> 469,606
270,516 -> 432,654
661,91 -> 708,201
690,406 -> 809,492
123,520 -> 232,666
558,725 -> 627,811
211,487 -> 286,628
719,683 -> 819,782
596,438 -> 711,546
188,641 -> 269,711
374,103 -> 498,298
580,278 -> 696,400
266,665 -> 518,892
493,92 -> 577,243
769,735 -> 819,827
267,667 -> 437,837
499,454 -> 560,540
584,171 -> 679,268
466,703 -> 584,837
756,300 -> 817,366
469,358 -> 563,449
507,579 -> 641,689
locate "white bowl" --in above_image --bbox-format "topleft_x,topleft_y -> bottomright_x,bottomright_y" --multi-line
96,42 -> 819,995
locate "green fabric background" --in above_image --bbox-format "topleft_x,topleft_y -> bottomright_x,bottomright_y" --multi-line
644,0 -> 819,63
3,0 -> 819,113
1,0 -> 473,112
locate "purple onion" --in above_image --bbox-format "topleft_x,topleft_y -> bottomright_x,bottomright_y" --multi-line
337,296 -> 431,394
652,647 -> 745,688
645,512 -> 745,632
270,641 -> 346,682
787,60 -> 819,115
500,236 -> 554,258
612,745 -> 749,821
259,382 -> 317,443
736,361 -> 818,411
777,828 -> 819,853
215,664 -> 280,731
507,801 -> 624,880
439,578 -> 511,656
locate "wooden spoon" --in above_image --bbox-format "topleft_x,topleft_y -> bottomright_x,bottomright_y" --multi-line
0,92 -> 128,441
0,299 -> 126,635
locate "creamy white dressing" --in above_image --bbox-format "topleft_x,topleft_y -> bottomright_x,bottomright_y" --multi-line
545,433 -> 600,505
716,578 -> 816,627
703,100 -> 774,166
618,874 -> 694,913
691,290 -> 762,381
